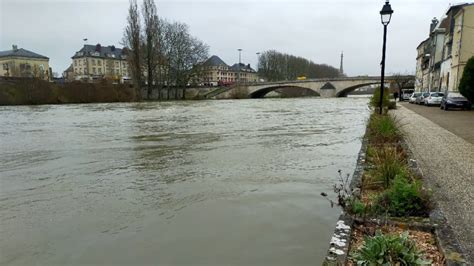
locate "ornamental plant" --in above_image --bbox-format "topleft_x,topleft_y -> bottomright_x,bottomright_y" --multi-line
352,231 -> 431,265
367,114 -> 401,144
375,176 -> 431,217
370,87 -> 390,110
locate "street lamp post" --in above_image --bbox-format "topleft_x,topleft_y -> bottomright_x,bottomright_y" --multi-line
237,49 -> 242,84
256,52 -> 260,82
256,52 -> 260,70
379,1 -> 393,114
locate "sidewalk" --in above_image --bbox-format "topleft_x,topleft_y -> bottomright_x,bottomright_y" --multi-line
391,105 -> 474,263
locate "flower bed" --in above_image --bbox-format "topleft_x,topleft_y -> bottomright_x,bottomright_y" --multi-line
322,101 -> 467,265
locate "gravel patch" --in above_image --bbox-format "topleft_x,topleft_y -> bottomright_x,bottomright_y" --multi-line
391,105 -> 474,263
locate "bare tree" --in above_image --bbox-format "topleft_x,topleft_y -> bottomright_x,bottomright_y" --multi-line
158,20 -> 209,99
258,50 -> 341,82
142,0 -> 160,99
122,0 -> 142,100
391,73 -> 415,97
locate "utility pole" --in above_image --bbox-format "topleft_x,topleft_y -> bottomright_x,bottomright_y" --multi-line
256,52 -> 260,71
256,52 -> 260,82
83,38 -> 89,82
238,48 -> 242,84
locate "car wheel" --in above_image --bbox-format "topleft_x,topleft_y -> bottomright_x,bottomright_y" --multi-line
440,105 -> 443,109
444,106 -> 448,111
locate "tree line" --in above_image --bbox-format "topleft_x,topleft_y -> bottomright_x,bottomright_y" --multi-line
123,0 -> 209,100
257,50 -> 342,82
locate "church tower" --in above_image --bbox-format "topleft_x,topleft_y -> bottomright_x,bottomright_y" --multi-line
339,51 -> 344,76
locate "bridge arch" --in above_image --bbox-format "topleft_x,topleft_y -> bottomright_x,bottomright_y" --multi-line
249,85 -> 320,98
336,82 -> 380,97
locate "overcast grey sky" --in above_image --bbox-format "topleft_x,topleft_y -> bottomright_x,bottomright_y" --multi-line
0,0 -> 452,76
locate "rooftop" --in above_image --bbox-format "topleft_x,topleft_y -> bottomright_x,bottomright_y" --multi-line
202,55 -> 228,67
72,44 -> 127,59
0,46 -> 49,60
229,63 -> 256,73
445,2 -> 474,15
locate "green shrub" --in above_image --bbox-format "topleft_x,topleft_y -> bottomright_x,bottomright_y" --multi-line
459,56 -> 474,103
370,87 -> 390,109
375,176 -> 430,217
352,231 -> 431,265
350,198 -> 366,215
368,114 -> 401,143
370,146 -> 407,188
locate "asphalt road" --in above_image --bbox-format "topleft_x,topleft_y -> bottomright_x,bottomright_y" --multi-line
399,101 -> 474,144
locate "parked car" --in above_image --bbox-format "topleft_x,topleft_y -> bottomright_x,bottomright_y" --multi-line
440,92 -> 472,110
424,92 -> 444,106
409,92 -> 421,103
401,89 -> 415,101
415,92 -> 430,104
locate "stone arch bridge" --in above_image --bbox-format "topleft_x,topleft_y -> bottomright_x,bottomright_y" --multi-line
206,76 -> 414,98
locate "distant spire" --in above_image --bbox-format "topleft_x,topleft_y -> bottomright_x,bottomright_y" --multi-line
339,51 -> 344,75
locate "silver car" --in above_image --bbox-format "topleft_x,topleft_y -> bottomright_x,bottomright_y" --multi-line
424,92 -> 444,106
409,92 -> 421,103
415,92 -> 430,104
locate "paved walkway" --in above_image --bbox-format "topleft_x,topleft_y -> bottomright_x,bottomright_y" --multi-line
400,102 -> 474,144
391,105 -> 474,263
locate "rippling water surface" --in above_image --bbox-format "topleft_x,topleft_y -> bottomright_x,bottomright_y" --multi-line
0,97 -> 369,265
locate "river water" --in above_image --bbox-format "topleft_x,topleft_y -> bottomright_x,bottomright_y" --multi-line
0,97 -> 369,265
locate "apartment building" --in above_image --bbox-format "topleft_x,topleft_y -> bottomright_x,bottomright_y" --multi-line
415,38 -> 430,91
71,44 -> 131,83
449,4 -> 474,91
415,3 -> 474,92
0,45 -> 51,81
199,55 -> 258,85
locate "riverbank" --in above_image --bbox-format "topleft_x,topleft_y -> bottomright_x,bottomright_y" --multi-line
323,102 -> 470,265
0,79 -> 137,105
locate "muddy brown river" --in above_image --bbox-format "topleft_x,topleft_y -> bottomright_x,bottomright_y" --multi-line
0,97 -> 369,265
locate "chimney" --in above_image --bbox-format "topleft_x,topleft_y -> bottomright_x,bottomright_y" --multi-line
95,43 -> 101,52
12,45 -> 18,51
110,45 -> 116,52
430,17 -> 438,33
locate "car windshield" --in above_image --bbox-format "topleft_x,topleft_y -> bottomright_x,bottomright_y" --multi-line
431,93 -> 443,97
448,93 -> 463,98
412,93 -> 421,97
423,93 -> 430,97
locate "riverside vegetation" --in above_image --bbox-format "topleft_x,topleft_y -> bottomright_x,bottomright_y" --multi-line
323,88 -> 445,265
0,79 -> 137,105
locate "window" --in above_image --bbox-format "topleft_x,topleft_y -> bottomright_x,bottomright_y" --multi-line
74,61 -> 77,66
92,59 -> 96,66
2,63 -> 8,70
98,68 -> 102,74
98,60 -> 102,66
92,67 -> 96,74
20,63 -> 31,71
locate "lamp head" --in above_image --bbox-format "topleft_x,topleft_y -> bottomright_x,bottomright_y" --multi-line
380,1 -> 394,25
